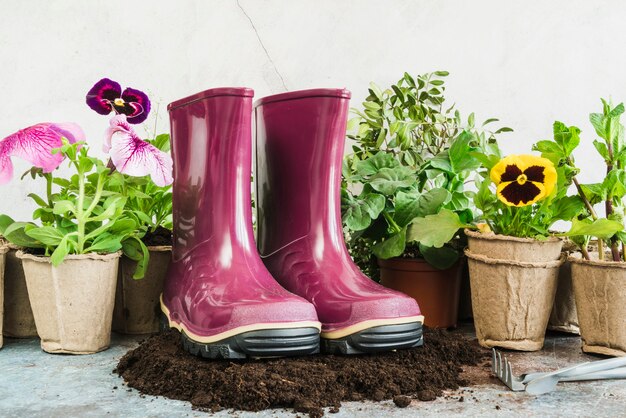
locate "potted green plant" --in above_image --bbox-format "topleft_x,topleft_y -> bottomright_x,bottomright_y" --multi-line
85,78 -> 173,335
342,71 -> 510,328
537,100 -> 626,356
0,104 -> 172,353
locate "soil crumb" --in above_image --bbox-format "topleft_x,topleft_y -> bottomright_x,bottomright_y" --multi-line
115,328 -> 486,417
142,226 -> 172,247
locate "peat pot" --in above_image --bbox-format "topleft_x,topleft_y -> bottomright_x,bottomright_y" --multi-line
378,257 -> 463,328
3,245 -> 37,338
466,249 -> 564,351
570,256 -> 626,357
113,246 -> 171,334
18,251 -> 120,354
465,229 -> 563,263
548,255 -> 580,334
0,244 -> 7,348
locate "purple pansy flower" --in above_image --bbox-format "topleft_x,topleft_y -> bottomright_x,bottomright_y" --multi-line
86,78 -> 151,124
0,123 -> 85,185
105,115 -> 173,187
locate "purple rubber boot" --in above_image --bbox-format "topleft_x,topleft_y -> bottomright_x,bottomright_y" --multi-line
161,88 -> 321,359
254,89 -> 424,355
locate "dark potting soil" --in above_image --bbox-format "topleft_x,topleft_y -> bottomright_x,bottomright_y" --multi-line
115,328 -> 488,417
142,226 -> 172,247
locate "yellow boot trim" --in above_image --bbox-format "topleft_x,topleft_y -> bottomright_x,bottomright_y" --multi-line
321,315 -> 424,339
160,296 -> 322,344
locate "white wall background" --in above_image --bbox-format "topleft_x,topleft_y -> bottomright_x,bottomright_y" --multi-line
0,0 -> 622,219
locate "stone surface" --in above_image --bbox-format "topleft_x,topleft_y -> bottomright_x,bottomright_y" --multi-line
0,326 -> 624,417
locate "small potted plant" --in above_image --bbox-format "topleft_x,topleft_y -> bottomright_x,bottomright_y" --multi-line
0,108 -> 172,353
540,100 -> 626,356
342,71 -> 510,328
85,78 -> 173,335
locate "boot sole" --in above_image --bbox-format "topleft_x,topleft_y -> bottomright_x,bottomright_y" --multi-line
159,302 -> 321,359
321,322 -> 424,355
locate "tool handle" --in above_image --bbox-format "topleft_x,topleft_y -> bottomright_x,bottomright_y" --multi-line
559,366 -> 626,382
559,356 -> 626,378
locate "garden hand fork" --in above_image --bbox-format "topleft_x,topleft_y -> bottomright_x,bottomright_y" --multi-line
492,348 -> 626,393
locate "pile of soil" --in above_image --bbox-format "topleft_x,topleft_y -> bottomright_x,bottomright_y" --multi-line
142,226 -> 172,247
115,328 -> 487,417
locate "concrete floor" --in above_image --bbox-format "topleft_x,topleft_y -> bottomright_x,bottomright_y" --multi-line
0,327 -> 624,418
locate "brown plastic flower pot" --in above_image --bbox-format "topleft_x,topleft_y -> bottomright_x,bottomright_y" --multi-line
3,246 -> 38,338
0,245 -> 8,348
570,255 -> 626,357
18,251 -> 120,354
465,229 -> 563,263
378,257 -> 462,328
112,246 -> 171,335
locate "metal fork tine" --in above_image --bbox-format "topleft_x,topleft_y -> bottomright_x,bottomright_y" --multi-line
506,358 -> 513,386
492,348 -> 497,375
497,351 -> 504,378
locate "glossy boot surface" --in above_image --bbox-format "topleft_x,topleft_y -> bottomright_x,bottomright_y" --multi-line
254,89 -> 424,354
162,88 -> 321,359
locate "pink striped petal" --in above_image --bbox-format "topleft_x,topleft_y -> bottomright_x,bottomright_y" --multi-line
0,122 -> 85,185
106,115 -> 173,187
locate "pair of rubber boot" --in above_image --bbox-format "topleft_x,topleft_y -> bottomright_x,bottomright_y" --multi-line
161,87 -> 424,358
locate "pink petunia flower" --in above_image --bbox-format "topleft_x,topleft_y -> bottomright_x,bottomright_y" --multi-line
104,115 -> 173,187
0,123 -> 85,184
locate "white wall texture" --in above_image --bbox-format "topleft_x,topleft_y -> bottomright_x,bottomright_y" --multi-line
0,0 -> 623,219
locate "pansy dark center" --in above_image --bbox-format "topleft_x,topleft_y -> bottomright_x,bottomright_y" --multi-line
517,173 -> 528,185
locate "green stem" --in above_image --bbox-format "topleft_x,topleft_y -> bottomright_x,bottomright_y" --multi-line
383,212 -> 402,233
46,174 -> 53,207
76,164 -> 86,253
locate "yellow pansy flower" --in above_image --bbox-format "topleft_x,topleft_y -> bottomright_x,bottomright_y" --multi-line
490,154 -> 557,207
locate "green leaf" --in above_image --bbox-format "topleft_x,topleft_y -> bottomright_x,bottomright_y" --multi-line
0,214 -> 15,236
25,226 -> 64,246
434,70 -> 449,77
495,127 -> 513,134
553,121 -> 581,156
393,190 -> 421,228
593,140 -> 610,161
549,196 -> 585,223
429,151 -> 453,172
416,188 -> 451,217
406,209 -> 468,248
3,222 -> 43,248
369,167 -> 416,195
470,152 -> 500,170
579,183 -> 607,205
419,243 -> 460,270
355,152 -> 398,176
52,200 -> 76,215
85,234 -> 123,253
563,218 -> 623,240
372,228 -> 406,259
342,192 -> 386,231
448,131 -> 480,173
28,193 -> 48,208
50,238 -> 69,266
533,140 -> 564,165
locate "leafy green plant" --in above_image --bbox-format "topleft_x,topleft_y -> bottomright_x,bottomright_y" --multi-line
0,140 -> 139,266
534,100 -> 626,261
342,71 -> 511,270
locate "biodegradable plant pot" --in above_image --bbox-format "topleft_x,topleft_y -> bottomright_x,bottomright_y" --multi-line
548,255 -> 580,334
465,229 -> 563,263
466,249 -> 564,351
3,246 -> 38,338
378,257 -> 462,328
113,246 -> 171,334
0,245 -> 8,348
457,259 -> 473,320
570,256 -> 626,357
18,251 -> 120,354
